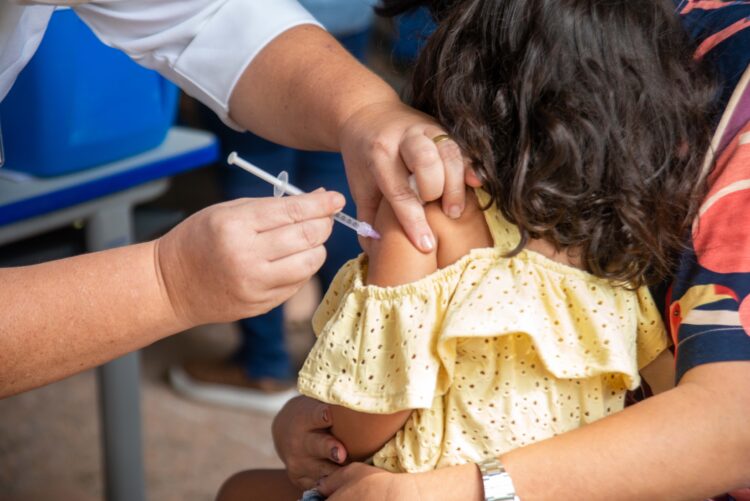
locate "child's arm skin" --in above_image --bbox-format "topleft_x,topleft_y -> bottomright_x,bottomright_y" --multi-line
640,350 -> 676,395
329,191 -> 493,461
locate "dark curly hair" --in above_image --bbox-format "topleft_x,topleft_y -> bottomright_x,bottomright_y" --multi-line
379,0 -> 718,287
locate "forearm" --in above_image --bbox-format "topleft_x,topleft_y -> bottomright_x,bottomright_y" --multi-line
330,405 -> 411,461
0,241 -> 185,397
228,24 -> 401,152
414,362 -> 750,500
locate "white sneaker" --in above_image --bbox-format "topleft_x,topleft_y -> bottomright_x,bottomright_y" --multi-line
168,363 -> 298,414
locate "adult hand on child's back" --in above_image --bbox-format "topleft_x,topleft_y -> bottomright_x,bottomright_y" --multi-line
154,192 -> 345,327
339,101 -> 470,253
272,396 -> 348,490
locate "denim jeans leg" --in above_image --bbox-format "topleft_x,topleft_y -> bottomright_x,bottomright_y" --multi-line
234,304 -> 291,380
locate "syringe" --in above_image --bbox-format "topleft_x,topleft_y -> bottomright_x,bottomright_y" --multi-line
227,152 -> 381,239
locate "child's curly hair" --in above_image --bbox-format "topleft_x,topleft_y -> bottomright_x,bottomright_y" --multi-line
379,0 -> 718,287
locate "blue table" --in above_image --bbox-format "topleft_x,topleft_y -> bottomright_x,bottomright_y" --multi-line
0,126 -> 219,501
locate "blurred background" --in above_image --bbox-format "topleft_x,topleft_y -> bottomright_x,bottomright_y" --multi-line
0,4 -> 434,501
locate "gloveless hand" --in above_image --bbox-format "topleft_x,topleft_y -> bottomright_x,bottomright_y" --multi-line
154,191 -> 345,327
272,396 -> 347,490
339,100 -> 468,253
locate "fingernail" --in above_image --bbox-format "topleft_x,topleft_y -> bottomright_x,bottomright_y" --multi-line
322,408 -> 331,423
331,447 -> 340,463
330,193 -> 346,210
420,234 -> 435,252
448,205 -> 462,219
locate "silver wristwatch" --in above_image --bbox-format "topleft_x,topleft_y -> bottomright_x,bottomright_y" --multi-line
478,459 -> 520,501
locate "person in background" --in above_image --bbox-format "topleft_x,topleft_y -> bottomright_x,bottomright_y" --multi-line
169,0 -> 378,414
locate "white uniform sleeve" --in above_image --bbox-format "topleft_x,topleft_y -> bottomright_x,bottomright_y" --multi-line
73,0 -> 322,130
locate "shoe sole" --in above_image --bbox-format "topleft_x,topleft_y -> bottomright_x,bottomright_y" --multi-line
168,365 -> 298,414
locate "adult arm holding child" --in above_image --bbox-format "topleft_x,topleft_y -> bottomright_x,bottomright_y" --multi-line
312,362 -> 750,501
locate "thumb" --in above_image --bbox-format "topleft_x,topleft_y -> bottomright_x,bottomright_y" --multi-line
309,402 -> 333,430
309,403 -> 348,464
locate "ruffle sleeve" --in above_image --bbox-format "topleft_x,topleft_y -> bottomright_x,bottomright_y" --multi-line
437,250 -> 669,391
298,255 -> 462,413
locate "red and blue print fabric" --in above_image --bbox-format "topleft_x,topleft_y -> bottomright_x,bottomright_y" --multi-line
671,1 -> 750,383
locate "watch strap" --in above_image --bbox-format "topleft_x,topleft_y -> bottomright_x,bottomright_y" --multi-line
478,458 -> 520,501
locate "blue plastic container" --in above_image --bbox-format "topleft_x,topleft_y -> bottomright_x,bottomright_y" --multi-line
0,9 -> 178,177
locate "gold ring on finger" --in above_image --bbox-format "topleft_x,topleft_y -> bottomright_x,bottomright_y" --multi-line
432,134 -> 452,145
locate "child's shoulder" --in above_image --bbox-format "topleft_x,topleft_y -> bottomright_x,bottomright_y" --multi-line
366,189 -> 493,287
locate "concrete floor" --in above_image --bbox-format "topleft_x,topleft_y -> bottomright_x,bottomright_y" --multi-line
0,281 -> 320,501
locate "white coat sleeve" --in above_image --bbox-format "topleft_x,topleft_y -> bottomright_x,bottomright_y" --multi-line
73,0 -> 322,130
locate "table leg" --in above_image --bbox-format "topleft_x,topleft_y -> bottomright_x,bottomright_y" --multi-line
87,203 -> 146,501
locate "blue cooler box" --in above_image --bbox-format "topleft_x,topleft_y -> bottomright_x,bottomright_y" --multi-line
0,9 -> 178,177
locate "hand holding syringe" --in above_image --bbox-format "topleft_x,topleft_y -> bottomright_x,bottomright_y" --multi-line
227,152 -> 381,239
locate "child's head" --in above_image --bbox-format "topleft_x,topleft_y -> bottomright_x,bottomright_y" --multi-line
379,0 -> 717,287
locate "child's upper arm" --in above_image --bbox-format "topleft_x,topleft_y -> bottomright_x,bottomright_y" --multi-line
366,191 -> 490,285
365,200 -> 439,286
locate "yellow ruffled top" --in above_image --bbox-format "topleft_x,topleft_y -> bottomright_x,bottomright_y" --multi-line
298,190 -> 668,473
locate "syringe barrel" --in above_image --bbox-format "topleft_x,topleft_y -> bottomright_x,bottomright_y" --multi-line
333,212 -> 359,231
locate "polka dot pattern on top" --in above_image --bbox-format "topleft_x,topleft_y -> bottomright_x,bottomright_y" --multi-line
297,189 -> 668,473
